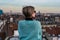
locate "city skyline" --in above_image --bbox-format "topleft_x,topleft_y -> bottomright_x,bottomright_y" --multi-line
0,0 -> 60,13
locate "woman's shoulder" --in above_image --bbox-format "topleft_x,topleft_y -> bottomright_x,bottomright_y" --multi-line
18,20 -> 25,23
33,20 -> 41,23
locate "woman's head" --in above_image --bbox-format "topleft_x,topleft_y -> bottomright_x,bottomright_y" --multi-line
22,6 -> 36,18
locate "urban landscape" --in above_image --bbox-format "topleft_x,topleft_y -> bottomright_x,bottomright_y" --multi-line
0,9 -> 60,40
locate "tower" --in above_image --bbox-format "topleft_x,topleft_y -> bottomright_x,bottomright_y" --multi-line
0,9 -> 3,15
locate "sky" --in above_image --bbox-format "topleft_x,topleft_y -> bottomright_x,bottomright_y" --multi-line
0,0 -> 60,13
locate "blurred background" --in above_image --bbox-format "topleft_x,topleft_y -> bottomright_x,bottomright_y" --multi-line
0,0 -> 60,40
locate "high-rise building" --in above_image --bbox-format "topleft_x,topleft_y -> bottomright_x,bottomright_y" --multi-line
0,9 -> 3,15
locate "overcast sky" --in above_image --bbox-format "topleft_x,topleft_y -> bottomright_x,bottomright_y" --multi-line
0,0 -> 60,7
0,0 -> 60,13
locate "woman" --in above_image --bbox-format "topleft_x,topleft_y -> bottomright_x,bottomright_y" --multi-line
18,6 -> 42,40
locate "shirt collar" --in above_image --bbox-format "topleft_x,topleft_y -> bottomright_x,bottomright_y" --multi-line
25,18 -> 33,20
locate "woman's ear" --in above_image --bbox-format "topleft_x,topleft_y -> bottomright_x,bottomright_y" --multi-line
32,13 -> 35,18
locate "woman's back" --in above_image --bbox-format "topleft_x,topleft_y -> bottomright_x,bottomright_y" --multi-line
18,20 -> 42,40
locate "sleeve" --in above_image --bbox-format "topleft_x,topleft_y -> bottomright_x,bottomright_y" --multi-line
18,21 -> 22,37
18,21 -> 20,35
37,21 -> 42,40
39,22 -> 42,40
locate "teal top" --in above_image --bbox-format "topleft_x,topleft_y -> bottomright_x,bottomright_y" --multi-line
18,20 -> 42,40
